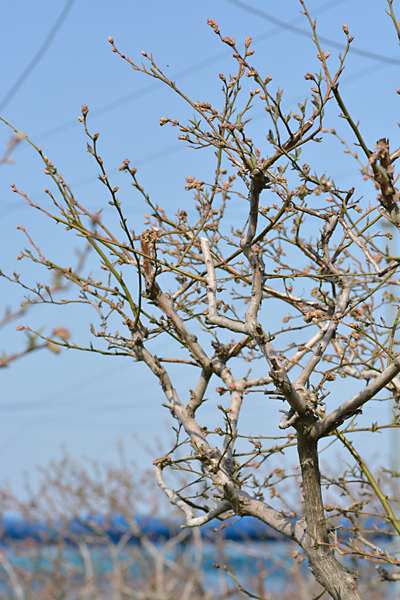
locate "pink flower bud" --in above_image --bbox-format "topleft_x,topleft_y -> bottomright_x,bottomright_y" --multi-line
223,36 -> 235,47
53,326 -> 71,339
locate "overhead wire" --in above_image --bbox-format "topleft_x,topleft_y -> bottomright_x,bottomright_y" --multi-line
0,0 -> 77,113
0,53 -> 392,217
225,0 -> 400,65
0,361 -> 132,413
0,360 -> 134,456
32,0 -> 350,142
0,0 -> 392,218
0,141 -> 185,216
2,0 -> 397,148
1,0 -> 398,451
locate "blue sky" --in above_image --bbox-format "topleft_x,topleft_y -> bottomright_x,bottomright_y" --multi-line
1,0 -> 400,498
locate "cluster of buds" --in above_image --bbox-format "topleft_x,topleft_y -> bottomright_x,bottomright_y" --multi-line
185,176 -> 204,191
78,104 -> 89,123
207,18 -> 220,34
118,158 -> 137,175
140,228 -> 161,248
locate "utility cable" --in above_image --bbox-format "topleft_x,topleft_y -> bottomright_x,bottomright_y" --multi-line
226,0 -> 400,66
0,0 -> 77,113
33,0 -> 347,142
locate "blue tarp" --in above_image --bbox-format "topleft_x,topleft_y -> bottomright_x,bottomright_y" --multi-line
1,514 -> 282,544
1,514 -> 390,545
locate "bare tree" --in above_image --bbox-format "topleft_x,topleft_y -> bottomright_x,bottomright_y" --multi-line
0,451 -> 327,600
2,2 -> 400,598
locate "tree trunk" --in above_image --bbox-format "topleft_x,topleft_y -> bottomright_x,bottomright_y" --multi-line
296,419 -> 363,600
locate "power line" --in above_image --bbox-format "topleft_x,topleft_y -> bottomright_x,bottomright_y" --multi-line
225,0 -> 400,66
2,46 -> 390,219
0,57 -> 388,220
0,0 -> 77,113
0,0 -> 387,457
0,360 -> 131,413
3,4 -> 343,215
0,141 -> 185,216
34,52 -> 229,142
33,0 -> 345,143
0,360 -> 133,456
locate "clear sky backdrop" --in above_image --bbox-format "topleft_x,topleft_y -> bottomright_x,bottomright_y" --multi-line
1,0 -> 400,499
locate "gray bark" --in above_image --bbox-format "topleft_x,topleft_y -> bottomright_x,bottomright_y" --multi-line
296,417 -> 363,600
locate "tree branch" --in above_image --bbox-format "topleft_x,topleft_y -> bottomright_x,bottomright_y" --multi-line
313,355 -> 400,439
